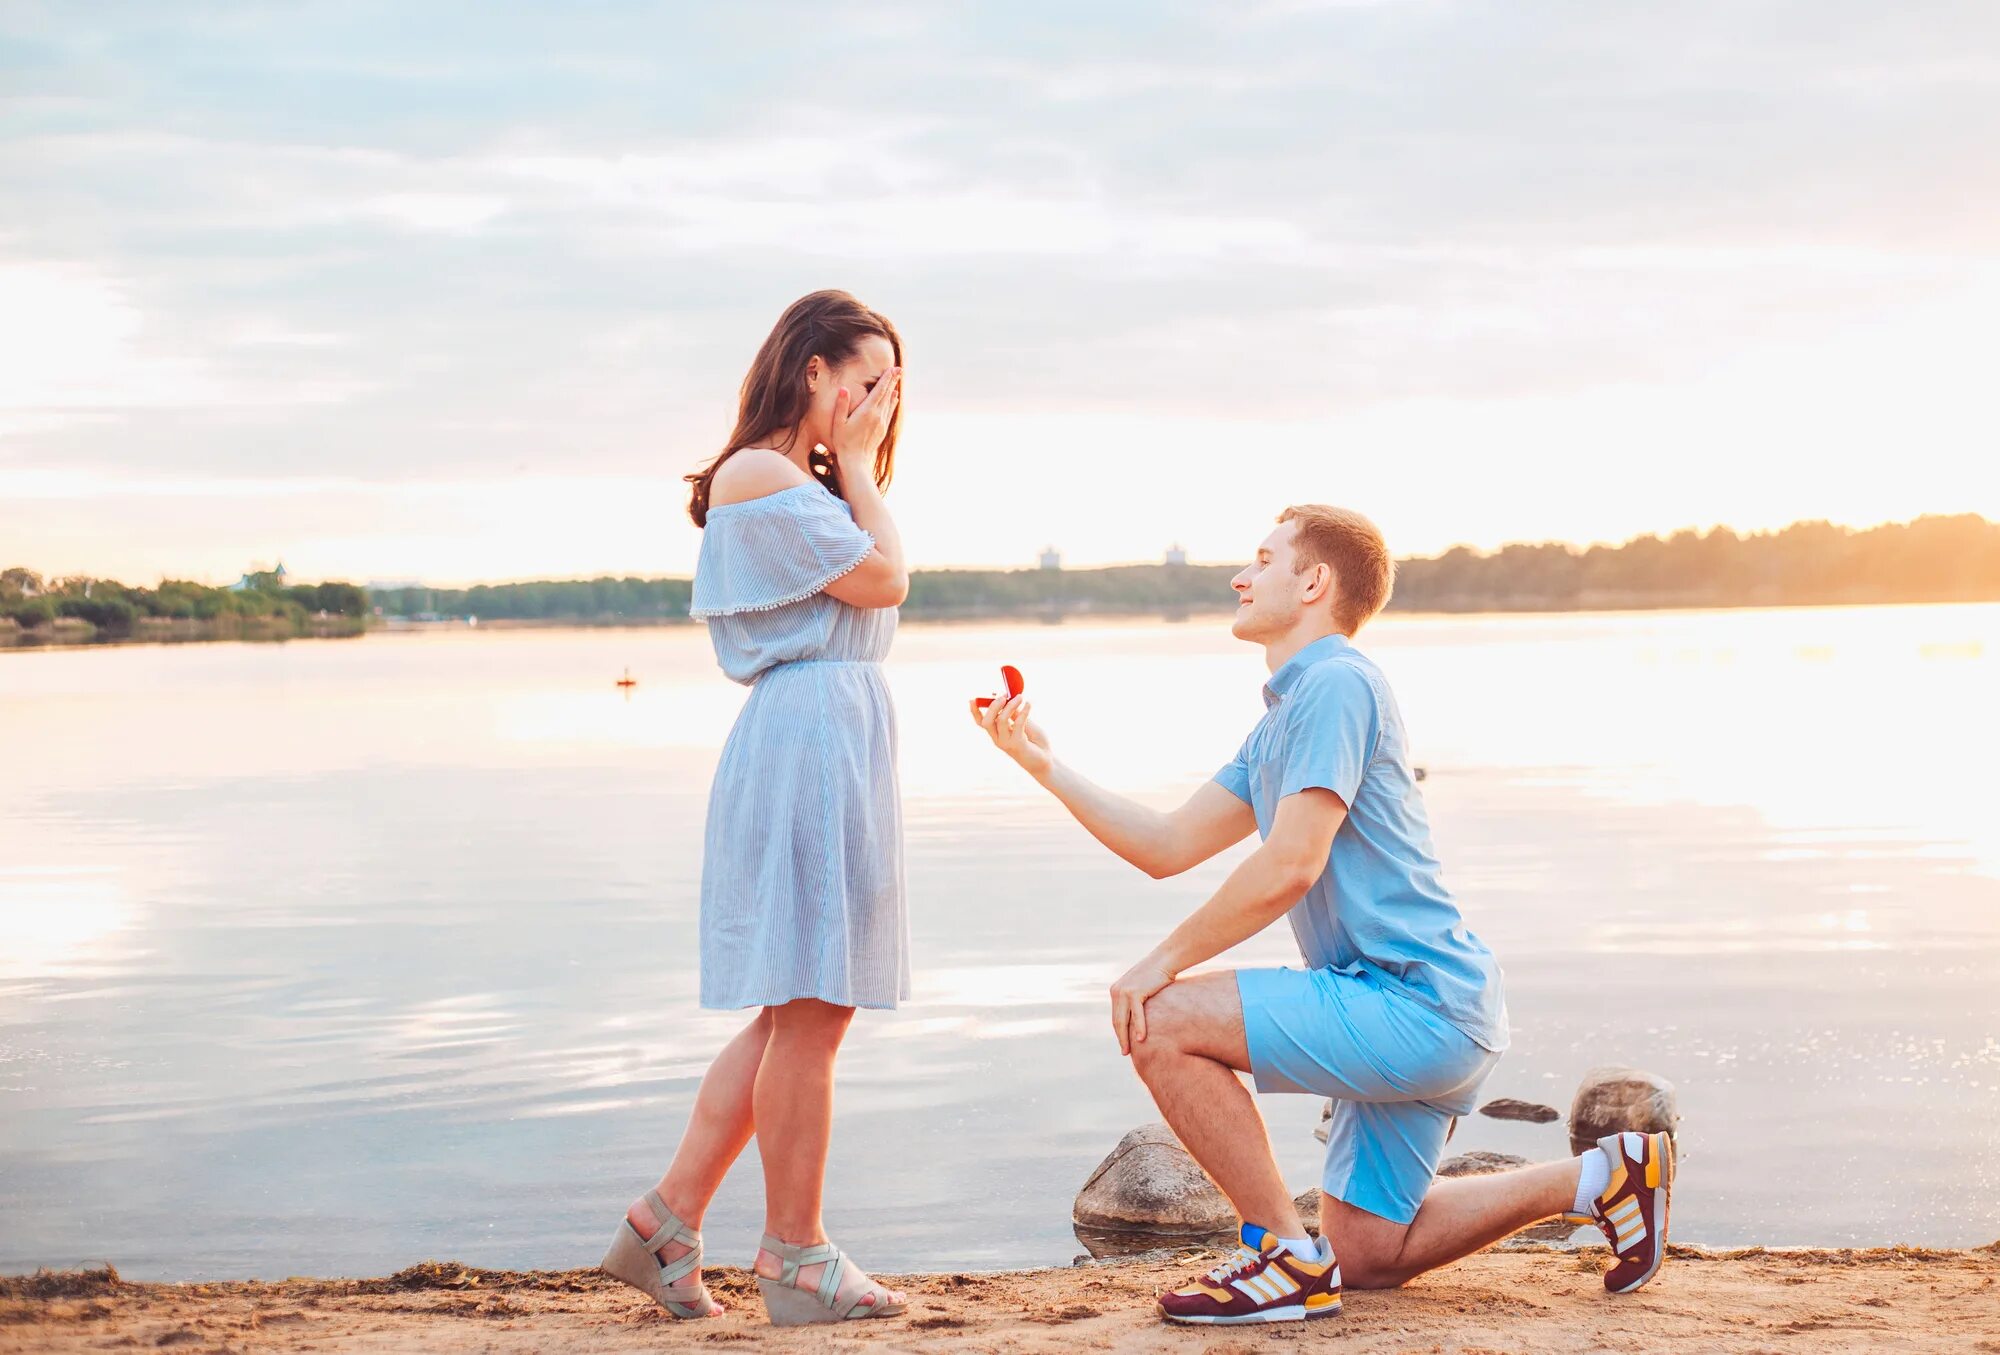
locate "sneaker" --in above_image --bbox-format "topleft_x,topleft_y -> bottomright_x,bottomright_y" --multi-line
1156,1227 -> 1342,1326
1584,1130 -> 1675,1293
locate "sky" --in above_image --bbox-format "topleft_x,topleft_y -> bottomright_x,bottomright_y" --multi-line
2,1 -> 1997,585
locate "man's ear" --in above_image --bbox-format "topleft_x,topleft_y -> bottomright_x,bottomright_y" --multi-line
1304,562 -> 1334,605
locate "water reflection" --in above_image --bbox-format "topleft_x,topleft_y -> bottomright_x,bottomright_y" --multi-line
0,606 -> 1996,1281
0,868 -> 128,980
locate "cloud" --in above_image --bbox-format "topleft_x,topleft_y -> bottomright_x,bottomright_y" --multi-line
0,257 -> 375,441
1,0 -> 1996,577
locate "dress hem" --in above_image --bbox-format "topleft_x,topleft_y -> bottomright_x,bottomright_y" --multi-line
701,991 -> 908,1013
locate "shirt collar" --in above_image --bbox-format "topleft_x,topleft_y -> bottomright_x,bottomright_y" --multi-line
1262,633 -> 1351,708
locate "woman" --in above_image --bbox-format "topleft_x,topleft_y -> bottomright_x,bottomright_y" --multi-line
600,291 -> 911,1325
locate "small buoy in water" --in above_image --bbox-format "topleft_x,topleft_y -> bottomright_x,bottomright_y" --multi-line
615,668 -> 637,689
1414,766 -> 1428,781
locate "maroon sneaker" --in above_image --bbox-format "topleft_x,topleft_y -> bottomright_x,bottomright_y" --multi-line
1585,1131 -> 1676,1293
1157,1227 -> 1342,1326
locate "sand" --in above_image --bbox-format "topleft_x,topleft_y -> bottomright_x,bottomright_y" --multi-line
6,1243 -> 1997,1354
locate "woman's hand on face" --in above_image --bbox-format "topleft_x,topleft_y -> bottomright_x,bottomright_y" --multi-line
828,366 -> 901,470
971,694 -> 1053,778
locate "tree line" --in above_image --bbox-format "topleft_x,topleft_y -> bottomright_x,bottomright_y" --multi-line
377,515 -> 2000,619
1,568 -> 368,635
9,514 -> 1998,634
1390,513 -> 2000,613
371,577 -> 693,621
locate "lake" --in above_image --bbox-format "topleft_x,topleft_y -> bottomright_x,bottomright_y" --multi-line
2,605 -> 1996,1281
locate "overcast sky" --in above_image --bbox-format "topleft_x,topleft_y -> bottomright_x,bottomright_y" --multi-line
3,1 -> 1996,584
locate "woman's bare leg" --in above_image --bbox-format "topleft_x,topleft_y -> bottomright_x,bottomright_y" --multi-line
626,1009 -> 772,1270
750,998 -> 904,1310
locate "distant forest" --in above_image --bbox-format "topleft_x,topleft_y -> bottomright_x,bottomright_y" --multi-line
368,514 -> 2000,622
10,515 -> 1998,642
1,567 -> 367,639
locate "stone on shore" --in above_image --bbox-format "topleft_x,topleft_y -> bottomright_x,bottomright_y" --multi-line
1479,1097 -> 1561,1124
1568,1067 -> 1681,1155
1437,1150 -> 1532,1178
1073,1123 -> 1235,1236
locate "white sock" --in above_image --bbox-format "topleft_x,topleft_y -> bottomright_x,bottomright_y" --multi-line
1276,1234 -> 1321,1261
1573,1147 -> 1611,1215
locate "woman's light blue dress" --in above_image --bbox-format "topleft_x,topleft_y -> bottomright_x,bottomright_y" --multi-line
688,482 -> 908,1010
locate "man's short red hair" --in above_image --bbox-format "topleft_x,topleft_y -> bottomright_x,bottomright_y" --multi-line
1279,504 -> 1395,634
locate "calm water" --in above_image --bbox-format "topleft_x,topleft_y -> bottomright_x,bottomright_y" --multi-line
2,606 -> 1997,1280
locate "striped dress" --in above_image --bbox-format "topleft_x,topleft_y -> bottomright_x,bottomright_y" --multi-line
688,483 -> 908,1010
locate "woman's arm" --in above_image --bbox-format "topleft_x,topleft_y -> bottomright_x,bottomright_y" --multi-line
824,373 -> 908,609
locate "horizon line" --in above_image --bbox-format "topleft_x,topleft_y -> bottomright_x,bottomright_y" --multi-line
24,508 -> 1975,591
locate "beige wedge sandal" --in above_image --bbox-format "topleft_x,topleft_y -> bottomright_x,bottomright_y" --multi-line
599,1191 -> 720,1319
754,1234 -> 906,1325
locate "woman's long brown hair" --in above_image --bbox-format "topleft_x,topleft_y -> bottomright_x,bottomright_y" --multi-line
687,290 -> 903,527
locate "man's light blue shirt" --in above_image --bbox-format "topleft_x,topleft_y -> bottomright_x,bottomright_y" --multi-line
1215,633 -> 1509,1052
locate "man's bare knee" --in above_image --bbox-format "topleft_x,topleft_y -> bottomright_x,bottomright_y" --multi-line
1322,1198 -> 1417,1289
1136,973 -> 1249,1070
1129,1010 -> 1189,1079
1337,1252 -> 1413,1290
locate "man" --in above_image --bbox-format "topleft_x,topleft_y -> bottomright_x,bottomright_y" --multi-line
972,505 -> 1673,1326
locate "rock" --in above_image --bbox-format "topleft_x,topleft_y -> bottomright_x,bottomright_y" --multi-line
1516,1216 -> 1587,1243
1568,1066 -> 1680,1155
1072,1244 -> 1221,1268
1437,1150 -> 1531,1178
1479,1097 -> 1561,1124
1073,1123 -> 1235,1237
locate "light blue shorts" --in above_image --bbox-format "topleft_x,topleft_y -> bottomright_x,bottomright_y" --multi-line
1238,964 -> 1501,1225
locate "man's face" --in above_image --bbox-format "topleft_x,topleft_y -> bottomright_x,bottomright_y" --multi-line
1229,522 -> 1319,643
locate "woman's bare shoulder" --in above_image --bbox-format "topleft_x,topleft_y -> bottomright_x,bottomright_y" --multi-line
709,449 -> 814,508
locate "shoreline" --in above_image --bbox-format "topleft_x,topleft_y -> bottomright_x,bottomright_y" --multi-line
0,615 -> 365,650
8,595 -> 1997,655
8,1243 -> 1998,1353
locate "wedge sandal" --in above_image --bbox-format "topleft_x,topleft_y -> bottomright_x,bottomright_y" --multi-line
599,1191 -> 719,1318
754,1234 -> 905,1325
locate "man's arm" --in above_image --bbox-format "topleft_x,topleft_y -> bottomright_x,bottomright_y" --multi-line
972,694 -> 1255,877
1041,769 -> 1255,879
1108,788 -> 1347,1053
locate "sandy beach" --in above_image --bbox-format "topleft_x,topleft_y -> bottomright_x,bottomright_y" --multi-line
8,1243 -> 1997,1354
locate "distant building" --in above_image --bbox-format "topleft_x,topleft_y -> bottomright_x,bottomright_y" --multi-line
1038,546 -> 1063,571
228,562 -> 288,592
1164,543 -> 1188,566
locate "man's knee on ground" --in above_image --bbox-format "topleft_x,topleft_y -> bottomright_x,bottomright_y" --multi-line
1334,1250 -> 1415,1290
1321,1199 -> 1417,1289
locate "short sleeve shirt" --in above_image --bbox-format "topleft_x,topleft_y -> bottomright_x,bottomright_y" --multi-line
1217,634 -> 1509,1051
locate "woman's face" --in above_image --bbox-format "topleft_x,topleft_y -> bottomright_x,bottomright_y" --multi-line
805,335 -> 899,451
